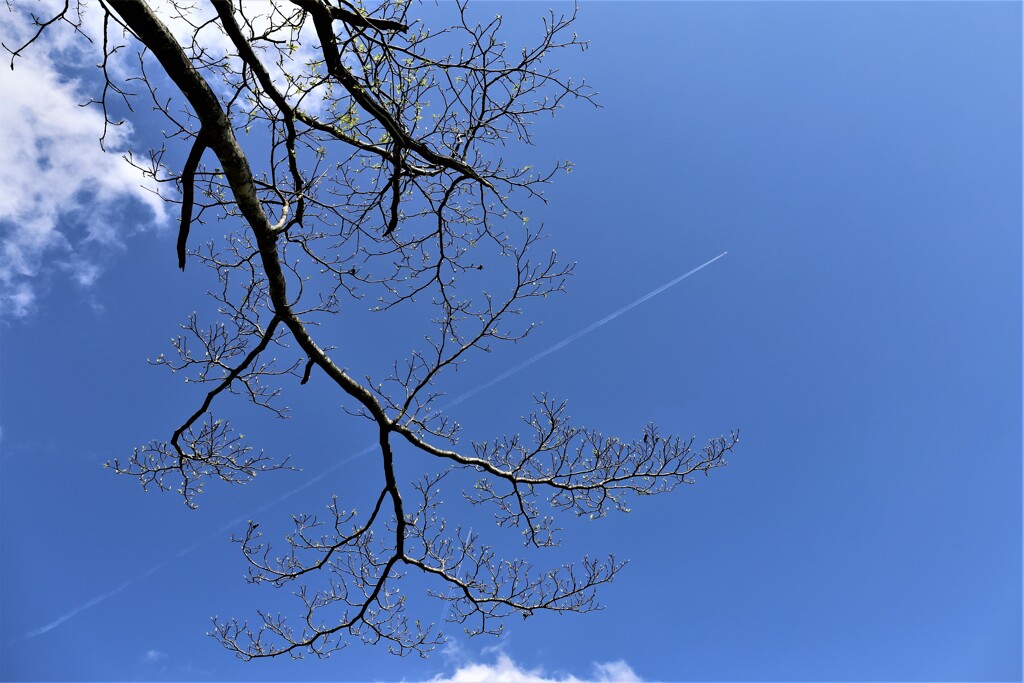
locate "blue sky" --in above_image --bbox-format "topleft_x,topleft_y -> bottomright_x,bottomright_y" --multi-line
0,2 -> 1020,681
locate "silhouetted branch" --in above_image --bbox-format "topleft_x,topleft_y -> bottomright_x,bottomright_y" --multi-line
9,0 -> 737,661
177,129 -> 208,270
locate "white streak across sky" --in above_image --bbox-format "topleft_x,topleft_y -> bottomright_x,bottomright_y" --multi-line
18,251 -> 727,642
445,251 -> 729,408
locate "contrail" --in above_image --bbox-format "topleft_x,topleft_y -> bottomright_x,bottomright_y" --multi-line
19,559 -> 170,641
446,251 -> 728,408
20,251 -> 727,641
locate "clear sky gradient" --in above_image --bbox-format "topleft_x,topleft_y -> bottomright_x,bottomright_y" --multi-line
0,2 -> 1020,681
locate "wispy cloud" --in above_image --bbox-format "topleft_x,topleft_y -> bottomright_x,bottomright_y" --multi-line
142,648 -> 168,664
426,653 -> 641,683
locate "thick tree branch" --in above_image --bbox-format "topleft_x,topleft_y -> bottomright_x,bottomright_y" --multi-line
108,0 -> 389,426
177,129 -> 207,270
329,2 -> 408,33
290,0 -> 493,188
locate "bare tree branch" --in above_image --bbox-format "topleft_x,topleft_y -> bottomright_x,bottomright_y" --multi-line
9,0 -> 738,660
177,128 -> 208,269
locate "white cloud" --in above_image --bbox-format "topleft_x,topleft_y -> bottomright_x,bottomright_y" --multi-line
0,3 -> 167,318
589,661 -> 641,682
427,654 -> 642,683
